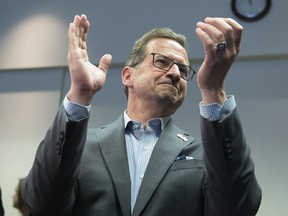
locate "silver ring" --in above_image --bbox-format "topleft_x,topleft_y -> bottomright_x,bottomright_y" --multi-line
215,42 -> 227,51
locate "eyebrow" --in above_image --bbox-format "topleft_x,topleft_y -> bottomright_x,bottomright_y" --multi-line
154,52 -> 189,65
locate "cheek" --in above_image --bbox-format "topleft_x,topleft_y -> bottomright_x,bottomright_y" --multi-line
132,74 -> 153,93
180,82 -> 187,95
134,70 -> 155,87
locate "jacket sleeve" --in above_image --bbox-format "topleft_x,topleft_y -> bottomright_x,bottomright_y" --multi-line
201,108 -> 262,216
21,104 -> 89,216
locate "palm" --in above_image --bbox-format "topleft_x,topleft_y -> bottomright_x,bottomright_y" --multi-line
68,46 -> 107,94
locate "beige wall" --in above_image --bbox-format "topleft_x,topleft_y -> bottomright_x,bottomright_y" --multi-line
0,0 -> 287,215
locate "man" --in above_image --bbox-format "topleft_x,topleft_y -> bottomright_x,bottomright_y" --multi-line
22,14 -> 262,215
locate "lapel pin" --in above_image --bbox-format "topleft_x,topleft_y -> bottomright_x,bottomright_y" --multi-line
177,133 -> 188,142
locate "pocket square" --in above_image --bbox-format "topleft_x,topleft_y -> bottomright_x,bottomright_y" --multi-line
175,155 -> 194,161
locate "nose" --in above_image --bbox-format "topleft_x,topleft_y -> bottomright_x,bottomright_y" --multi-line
165,63 -> 181,80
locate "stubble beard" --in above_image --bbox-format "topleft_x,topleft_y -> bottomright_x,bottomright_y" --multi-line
134,81 -> 185,116
152,89 -> 185,115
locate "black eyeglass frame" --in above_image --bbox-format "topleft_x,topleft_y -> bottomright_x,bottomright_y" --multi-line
151,52 -> 196,81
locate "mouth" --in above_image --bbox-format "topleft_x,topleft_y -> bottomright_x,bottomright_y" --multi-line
157,81 -> 179,92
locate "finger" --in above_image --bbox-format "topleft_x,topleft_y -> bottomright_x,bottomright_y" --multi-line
197,20 -> 226,45
204,17 -> 243,52
78,14 -> 88,38
204,17 -> 232,32
68,22 -> 77,52
80,19 -> 90,50
205,18 -> 232,42
73,15 -> 81,40
195,26 -> 215,56
223,18 -> 243,52
68,15 -> 90,61
68,15 -> 81,51
98,54 -> 112,74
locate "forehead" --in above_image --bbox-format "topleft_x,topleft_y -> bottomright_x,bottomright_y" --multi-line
146,38 -> 189,62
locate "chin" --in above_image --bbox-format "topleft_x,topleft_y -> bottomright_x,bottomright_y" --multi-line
157,93 -> 184,110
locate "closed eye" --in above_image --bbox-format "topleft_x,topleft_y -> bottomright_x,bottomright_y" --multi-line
177,64 -> 189,78
154,57 -> 171,69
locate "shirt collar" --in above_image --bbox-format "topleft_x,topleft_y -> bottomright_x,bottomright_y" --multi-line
123,110 -> 170,131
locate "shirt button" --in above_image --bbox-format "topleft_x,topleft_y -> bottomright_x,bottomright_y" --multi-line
140,174 -> 144,179
143,146 -> 148,150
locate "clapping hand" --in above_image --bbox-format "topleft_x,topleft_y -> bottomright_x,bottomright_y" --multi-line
66,14 -> 112,105
195,17 -> 243,104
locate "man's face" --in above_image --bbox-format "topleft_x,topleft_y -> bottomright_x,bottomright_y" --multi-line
130,38 -> 189,113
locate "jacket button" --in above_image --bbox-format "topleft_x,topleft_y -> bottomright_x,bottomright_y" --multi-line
224,137 -> 232,159
56,131 -> 65,155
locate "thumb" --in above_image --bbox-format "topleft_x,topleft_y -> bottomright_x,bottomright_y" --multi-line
98,54 -> 112,73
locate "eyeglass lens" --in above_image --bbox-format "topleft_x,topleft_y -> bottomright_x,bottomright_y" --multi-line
151,53 -> 193,81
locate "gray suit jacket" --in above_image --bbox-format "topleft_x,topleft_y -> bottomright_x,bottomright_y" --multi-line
22,105 -> 261,216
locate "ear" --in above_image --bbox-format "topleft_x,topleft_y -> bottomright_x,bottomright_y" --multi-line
122,66 -> 134,88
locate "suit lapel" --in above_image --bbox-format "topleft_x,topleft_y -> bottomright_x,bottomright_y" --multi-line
97,115 -> 131,216
132,120 -> 194,216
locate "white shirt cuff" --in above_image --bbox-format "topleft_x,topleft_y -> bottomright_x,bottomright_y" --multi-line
63,97 -> 91,121
199,95 -> 236,121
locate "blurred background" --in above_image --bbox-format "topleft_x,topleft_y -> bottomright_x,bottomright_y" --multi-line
0,0 -> 287,215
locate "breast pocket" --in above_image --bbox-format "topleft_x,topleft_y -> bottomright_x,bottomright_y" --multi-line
169,159 -> 203,171
155,159 -> 204,211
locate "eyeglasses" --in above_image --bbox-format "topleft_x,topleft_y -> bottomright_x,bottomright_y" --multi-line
151,52 -> 196,81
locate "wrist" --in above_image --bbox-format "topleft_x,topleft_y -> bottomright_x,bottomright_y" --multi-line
200,88 -> 227,105
66,89 -> 93,106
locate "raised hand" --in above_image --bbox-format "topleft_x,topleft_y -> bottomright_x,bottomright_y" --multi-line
195,17 -> 243,104
66,14 -> 112,105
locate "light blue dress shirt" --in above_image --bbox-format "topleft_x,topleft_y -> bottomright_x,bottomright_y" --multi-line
63,95 -> 236,211
124,114 -> 170,210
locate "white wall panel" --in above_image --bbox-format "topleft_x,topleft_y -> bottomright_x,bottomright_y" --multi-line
0,69 -> 63,216
0,0 -> 287,69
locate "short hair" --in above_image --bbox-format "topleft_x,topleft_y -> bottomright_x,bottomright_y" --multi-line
124,27 -> 187,97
